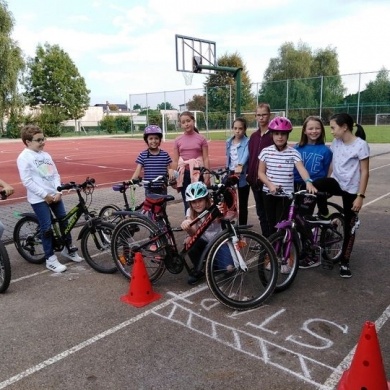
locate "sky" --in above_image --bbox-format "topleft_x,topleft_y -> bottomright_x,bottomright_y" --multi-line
7,0 -> 390,107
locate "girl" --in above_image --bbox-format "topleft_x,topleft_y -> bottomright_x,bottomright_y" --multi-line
258,116 -> 316,274
226,117 -> 250,225
313,113 -> 369,278
172,111 -> 210,212
181,182 -> 234,285
131,125 -> 173,195
293,116 -> 333,269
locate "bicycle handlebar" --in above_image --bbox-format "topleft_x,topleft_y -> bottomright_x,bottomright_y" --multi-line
269,187 -> 329,199
57,177 -> 96,192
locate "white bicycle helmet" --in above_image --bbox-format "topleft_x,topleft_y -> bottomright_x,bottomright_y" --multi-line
185,182 -> 208,202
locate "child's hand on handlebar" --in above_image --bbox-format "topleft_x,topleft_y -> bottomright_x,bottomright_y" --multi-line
306,182 -> 317,194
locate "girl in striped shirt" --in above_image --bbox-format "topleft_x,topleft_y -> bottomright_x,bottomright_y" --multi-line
258,117 -> 316,236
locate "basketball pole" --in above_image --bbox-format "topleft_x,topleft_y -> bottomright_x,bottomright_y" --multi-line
195,64 -> 243,117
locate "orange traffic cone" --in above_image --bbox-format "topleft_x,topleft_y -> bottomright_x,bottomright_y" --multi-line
337,321 -> 390,389
121,252 -> 161,308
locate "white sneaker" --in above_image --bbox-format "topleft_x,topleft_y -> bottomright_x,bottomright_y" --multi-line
61,248 -> 84,262
46,255 -> 67,273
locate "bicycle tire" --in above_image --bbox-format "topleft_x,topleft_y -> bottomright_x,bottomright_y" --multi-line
0,241 -> 11,293
99,204 -> 122,224
321,213 -> 344,263
13,216 -> 45,264
205,229 -> 278,310
81,221 -> 117,273
111,216 -> 166,283
267,230 -> 300,293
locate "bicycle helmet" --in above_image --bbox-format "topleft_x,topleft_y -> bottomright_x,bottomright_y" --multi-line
143,125 -> 162,142
268,116 -> 293,132
185,182 -> 208,202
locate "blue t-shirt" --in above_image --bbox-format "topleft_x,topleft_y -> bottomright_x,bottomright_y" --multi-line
293,144 -> 333,184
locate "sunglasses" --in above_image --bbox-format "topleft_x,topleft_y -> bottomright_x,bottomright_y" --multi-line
31,137 -> 46,143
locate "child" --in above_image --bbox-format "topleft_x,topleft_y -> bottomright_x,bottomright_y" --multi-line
258,116 -> 316,272
180,181 -> 234,285
312,113 -> 369,278
172,111 -> 210,212
16,125 -> 83,273
226,117 -> 249,225
131,125 -> 173,195
293,116 -> 333,269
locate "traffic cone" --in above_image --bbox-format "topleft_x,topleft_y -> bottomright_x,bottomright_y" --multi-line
121,252 -> 161,308
337,321 -> 390,389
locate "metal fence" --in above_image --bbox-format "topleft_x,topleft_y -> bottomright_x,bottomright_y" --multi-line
128,70 -> 390,128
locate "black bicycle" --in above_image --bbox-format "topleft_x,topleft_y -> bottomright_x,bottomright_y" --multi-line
110,168 -> 278,311
13,178 -> 117,274
0,190 -> 11,293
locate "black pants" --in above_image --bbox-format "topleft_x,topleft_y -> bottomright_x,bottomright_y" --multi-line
251,184 -> 270,237
237,184 -> 250,226
262,192 -> 291,236
313,177 -> 358,265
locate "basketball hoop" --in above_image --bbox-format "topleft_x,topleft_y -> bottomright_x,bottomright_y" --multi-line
182,72 -> 193,86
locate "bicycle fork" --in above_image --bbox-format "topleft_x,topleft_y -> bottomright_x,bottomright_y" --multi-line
226,229 -> 248,272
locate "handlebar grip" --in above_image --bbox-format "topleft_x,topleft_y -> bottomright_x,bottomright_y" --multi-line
57,183 -> 75,191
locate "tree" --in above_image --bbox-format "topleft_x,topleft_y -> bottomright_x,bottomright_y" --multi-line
259,42 -> 344,122
204,52 -> 254,116
363,68 -> 390,103
186,94 -> 206,112
0,0 -> 25,133
133,103 -> 141,110
23,42 -> 90,133
157,102 -> 174,110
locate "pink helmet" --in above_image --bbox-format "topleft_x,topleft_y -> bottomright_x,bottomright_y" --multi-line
268,116 -> 293,132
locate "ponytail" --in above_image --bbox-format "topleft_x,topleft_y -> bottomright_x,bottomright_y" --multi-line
354,123 -> 366,141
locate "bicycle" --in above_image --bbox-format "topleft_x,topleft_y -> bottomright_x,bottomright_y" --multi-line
13,178 -> 117,274
263,188 -> 345,292
0,190 -> 11,293
110,168 -> 278,311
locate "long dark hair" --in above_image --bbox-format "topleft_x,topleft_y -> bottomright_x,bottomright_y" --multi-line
179,111 -> 199,133
330,113 -> 366,140
231,117 -> 248,138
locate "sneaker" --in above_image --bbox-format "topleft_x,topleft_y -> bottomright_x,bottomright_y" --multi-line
299,256 -> 320,269
340,264 -> 352,278
187,270 -> 204,285
46,255 -> 67,273
280,264 -> 291,274
305,214 -> 331,224
61,247 -> 84,262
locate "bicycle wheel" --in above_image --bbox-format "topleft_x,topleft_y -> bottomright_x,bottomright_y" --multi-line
111,216 -> 166,283
13,216 -> 45,264
0,241 -> 11,293
81,221 -> 117,273
321,213 -> 344,263
99,204 -> 122,224
267,230 -> 299,293
205,229 -> 278,310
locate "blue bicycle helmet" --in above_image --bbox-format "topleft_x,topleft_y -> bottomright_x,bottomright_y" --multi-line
185,182 -> 208,202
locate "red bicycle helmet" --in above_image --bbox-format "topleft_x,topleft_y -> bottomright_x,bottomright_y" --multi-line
268,116 -> 293,132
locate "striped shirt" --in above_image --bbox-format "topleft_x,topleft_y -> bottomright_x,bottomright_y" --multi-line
259,145 -> 302,194
135,149 -> 172,192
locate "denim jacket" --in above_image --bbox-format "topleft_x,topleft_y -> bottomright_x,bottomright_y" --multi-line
226,136 -> 249,188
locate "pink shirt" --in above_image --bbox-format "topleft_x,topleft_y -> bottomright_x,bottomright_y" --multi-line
174,132 -> 208,160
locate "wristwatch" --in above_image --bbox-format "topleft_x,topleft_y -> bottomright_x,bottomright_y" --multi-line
357,193 -> 366,198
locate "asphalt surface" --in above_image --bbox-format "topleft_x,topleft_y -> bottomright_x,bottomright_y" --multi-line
1,144 -> 389,390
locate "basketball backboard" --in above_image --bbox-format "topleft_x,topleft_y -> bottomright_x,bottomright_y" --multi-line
175,34 -> 216,74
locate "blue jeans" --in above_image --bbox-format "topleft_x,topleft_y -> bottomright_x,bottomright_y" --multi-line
31,200 -> 71,260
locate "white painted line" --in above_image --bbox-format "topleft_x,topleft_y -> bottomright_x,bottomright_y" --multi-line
0,285 -> 208,389
322,304 -> 390,388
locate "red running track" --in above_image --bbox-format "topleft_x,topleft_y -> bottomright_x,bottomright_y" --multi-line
0,137 -> 227,203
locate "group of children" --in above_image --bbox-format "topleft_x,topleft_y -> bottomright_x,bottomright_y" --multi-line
0,109 -> 369,283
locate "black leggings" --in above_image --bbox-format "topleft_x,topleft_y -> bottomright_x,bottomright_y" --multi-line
313,178 -> 359,265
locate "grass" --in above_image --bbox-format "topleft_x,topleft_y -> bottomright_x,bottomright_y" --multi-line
61,125 -> 390,143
